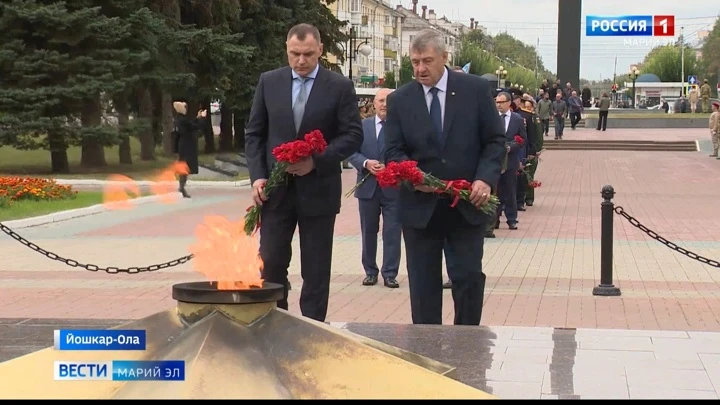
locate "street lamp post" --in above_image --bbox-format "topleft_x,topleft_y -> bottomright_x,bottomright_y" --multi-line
347,25 -> 372,82
495,66 -> 508,88
628,66 -> 640,109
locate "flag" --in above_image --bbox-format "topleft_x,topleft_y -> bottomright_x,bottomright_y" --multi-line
462,62 -> 471,74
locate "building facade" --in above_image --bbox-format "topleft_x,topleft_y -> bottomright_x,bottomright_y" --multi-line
324,0 -> 404,86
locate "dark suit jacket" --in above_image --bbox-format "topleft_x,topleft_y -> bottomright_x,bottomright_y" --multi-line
347,117 -> 398,200
245,65 -> 363,216
516,108 -> 537,157
504,112 -> 528,172
383,68 -> 507,228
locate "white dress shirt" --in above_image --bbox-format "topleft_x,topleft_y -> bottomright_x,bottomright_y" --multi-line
421,67 -> 449,128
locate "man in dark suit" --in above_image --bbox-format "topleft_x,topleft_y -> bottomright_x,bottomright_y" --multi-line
348,88 -> 401,289
244,24 -> 363,322
494,91 -> 527,231
384,29 -> 506,325
515,98 -> 537,211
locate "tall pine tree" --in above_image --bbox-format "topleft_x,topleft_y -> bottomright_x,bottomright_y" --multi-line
0,0 -> 131,172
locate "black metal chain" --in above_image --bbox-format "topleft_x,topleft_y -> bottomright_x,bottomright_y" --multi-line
0,222 -> 194,273
614,206 -> 720,268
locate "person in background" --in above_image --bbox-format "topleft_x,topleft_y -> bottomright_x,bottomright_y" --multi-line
172,101 -> 206,198
521,98 -> 542,208
348,88 -> 401,289
596,92 -> 610,131
537,92 -> 551,137
689,86 -> 699,114
515,97 -> 537,212
581,85 -> 592,108
710,101 -> 720,158
551,92 -> 567,139
701,79 -> 712,113
567,91 -> 583,130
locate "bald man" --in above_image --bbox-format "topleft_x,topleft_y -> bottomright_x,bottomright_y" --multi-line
348,88 -> 402,289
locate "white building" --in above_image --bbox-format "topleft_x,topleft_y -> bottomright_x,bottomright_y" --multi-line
395,1 -> 471,65
333,0 -> 403,85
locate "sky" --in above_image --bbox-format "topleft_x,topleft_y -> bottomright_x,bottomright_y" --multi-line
402,0 -> 718,80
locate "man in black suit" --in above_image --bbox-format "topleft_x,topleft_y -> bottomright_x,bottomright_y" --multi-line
494,91 -> 527,231
348,88 -> 401,289
384,29 -> 506,325
245,24 -> 363,322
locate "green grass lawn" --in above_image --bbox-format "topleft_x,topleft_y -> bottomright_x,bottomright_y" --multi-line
0,191 -> 110,221
0,137 -> 246,181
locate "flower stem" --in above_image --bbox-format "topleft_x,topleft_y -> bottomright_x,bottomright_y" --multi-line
243,162 -> 289,236
345,172 -> 371,198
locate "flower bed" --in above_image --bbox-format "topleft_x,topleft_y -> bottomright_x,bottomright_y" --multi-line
0,177 -> 77,208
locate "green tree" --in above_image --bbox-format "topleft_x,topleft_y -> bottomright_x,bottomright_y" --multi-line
492,32 -> 546,73
699,17 -> 720,97
0,0 -> 132,173
454,39 -> 496,76
398,55 -> 413,86
641,45 -> 699,82
382,71 -> 396,89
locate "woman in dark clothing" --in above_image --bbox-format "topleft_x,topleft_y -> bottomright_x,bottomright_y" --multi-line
172,101 -> 207,198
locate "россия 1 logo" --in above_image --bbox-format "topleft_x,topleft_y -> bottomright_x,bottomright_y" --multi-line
586,15 -> 675,37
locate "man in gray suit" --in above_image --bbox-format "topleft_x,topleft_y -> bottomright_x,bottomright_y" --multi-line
348,88 -> 401,289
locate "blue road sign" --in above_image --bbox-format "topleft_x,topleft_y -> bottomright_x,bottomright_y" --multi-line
688,76 -> 698,85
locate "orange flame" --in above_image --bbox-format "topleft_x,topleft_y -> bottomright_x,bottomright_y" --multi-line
102,174 -> 141,210
102,162 -> 190,208
188,215 -> 264,290
149,161 -> 189,204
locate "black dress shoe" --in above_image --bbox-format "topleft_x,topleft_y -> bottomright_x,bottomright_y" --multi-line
384,278 -> 399,288
526,202 -> 533,207
508,223 -> 518,230
362,275 -> 378,286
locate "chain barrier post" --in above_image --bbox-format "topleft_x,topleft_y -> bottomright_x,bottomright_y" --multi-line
593,185 -> 621,296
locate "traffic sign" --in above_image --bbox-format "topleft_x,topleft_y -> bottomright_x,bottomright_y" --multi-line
688,75 -> 698,85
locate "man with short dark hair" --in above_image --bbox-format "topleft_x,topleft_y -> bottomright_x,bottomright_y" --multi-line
384,29 -> 506,325
245,23 -> 363,322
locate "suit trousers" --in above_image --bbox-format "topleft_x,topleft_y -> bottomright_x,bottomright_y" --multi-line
402,197 -> 487,325
525,158 -> 539,204
358,188 -> 401,279
516,169 -> 528,208
497,170 -> 518,224
259,180 -> 337,322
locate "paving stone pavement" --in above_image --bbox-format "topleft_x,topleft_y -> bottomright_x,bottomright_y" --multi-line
2,319 -> 720,399
2,129 -> 720,330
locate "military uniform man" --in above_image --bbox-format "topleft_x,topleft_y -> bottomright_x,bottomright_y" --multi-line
523,99 -> 543,206
515,98 -> 537,211
701,79 -> 712,113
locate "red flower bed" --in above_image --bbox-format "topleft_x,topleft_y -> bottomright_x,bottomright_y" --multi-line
0,177 -> 77,208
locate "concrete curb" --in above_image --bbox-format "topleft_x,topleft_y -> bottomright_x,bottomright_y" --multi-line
54,178 -> 251,188
2,192 -> 184,230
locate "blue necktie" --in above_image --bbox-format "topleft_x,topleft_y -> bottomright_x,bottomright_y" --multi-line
376,120 -> 385,158
429,87 -> 442,142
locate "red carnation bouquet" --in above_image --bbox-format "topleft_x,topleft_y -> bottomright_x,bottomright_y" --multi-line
519,162 -> 542,188
375,160 -> 499,215
502,135 -> 525,173
243,130 -> 327,235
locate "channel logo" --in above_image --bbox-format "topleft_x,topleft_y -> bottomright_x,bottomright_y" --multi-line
586,15 -> 675,37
